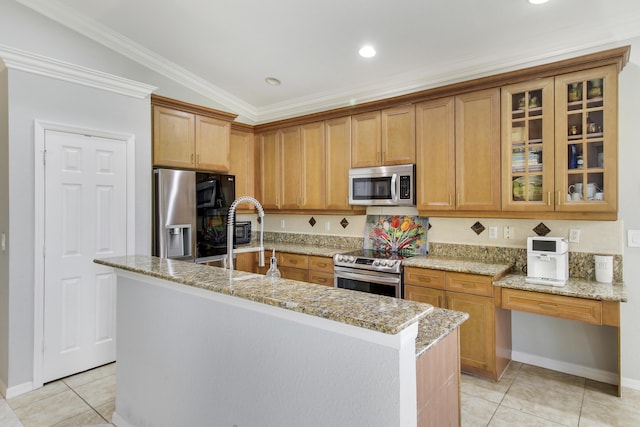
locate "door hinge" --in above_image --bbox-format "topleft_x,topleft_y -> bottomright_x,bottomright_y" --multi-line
43,149 -> 47,166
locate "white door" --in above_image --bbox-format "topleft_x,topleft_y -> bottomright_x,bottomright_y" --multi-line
42,130 -> 127,383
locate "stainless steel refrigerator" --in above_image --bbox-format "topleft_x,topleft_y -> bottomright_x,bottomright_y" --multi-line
153,168 -> 236,263
153,168 -> 196,261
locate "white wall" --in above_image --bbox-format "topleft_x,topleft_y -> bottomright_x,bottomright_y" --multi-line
0,68 -> 151,392
116,273 -> 416,427
0,68 -> 9,388
618,36 -> 640,389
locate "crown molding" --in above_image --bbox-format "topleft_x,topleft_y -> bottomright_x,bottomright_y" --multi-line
15,0 -> 258,122
0,44 -> 156,99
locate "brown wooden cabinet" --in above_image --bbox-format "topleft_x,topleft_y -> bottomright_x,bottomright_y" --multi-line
308,256 -> 334,287
229,127 -> 256,211
416,89 -> 501,213
259,130 -> 280,209
501,78 -> 555,211
152,98 -> 233,172
405,266 -> 511,381
325,117 -> 353,210
555,65 -> 618,214
259,123 -> 326,211
351,105 -> 415,168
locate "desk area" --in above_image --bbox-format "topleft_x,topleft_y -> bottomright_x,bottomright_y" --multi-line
493,274 -> 626,396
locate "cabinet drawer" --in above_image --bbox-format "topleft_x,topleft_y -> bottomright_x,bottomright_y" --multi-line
404,267 -> 445,290
280,266 -> 309,282
279,252 -> 309,269
445,272 -> 494,297
501,288 -> 602,325
309,271 -> 334,287
405,285 -> 445,308
309,256 -> 334,273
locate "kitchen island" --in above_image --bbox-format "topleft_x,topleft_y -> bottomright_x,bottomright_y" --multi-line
95,255 -> 467,427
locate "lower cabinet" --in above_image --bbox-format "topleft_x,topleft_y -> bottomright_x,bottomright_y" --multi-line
416,328 -> 461,427
405,267 -> 511,381
247,251 -> 334,286
308,256 -> 334,286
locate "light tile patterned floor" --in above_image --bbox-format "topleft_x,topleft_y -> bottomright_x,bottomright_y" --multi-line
1,361 -> 639,426
461,362 -> 640,427
1,363 -> 115,427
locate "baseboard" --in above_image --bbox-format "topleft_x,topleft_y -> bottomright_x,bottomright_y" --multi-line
112,412 -> 134,427
621,376 -> 640,391
1,380 -> 34,399
512,351 -> 618,385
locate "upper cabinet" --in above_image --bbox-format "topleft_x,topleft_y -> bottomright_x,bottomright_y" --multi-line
416,89 -> 501,212
259,123 -> 327,211
351,105 -> 415,168
500,65 -> 619,217
501,78 -> 555,211
151,95 -> 236,172
229,127 -> 256,211
325,116 -> 353,210
554,65 -> 618,214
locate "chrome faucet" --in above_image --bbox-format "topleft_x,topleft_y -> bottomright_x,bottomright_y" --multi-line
226,196 -> 265,271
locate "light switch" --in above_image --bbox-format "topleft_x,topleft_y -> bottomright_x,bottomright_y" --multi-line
628,230 -> 640,247
1,233 -> 5,251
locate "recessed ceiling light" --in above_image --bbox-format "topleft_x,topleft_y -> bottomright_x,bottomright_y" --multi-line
265,77 -> 281,86
358,45 -> 376,58
528,0 -> 549,4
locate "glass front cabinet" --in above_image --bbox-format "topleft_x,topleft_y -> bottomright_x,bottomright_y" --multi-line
554,65 -> 618,214
502,78 -> 555,211
502,65 -> 618,215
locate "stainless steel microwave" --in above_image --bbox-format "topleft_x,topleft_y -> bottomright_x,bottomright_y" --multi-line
348,164 -> 416,206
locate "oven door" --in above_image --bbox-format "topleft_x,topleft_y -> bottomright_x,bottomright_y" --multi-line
334,266 -> 401,298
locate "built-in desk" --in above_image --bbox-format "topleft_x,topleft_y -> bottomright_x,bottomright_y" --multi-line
494,274 -> 627,396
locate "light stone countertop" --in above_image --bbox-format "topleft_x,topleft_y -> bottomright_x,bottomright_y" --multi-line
402,255 -> 513,277
494,274 -> 627,302
95,255 -> 434,336
415,308 -> 469,358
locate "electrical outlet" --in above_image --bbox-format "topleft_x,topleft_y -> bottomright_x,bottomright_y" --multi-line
489,226 -> 498,239
503,226 -> 513,240
569,228 -> 581,243
325,221 -> 331,232
280,219 -> 286,229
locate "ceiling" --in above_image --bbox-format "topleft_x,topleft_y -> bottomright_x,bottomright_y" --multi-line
17,0 -> 640,124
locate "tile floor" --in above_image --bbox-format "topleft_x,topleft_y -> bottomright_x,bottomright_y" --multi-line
1,361 -> 639,426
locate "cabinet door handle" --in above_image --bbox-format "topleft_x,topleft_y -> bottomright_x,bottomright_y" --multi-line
449,194 -> 452,207
538,303 -> 558,310
197,154 -> 200,165
547,192 -> 551,206
461,283 -> 476,288
557,191 -> 562,206
191,153 -> 194,164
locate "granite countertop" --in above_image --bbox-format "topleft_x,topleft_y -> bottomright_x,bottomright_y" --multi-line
402,255 -> 513,277
415,308 -> 469,358
95,255 -> 434,335
494,274 -> 627,302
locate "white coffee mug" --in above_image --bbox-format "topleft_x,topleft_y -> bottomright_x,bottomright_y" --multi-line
573,183 -> 583,194
587,183 -> 597,199
571,192 -> 582,200
594,192 -> 604,200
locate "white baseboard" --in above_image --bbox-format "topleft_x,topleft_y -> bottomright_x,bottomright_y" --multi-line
112,412 -> 133,427
621,376 -> 640,391
512,351 -> 618,385
1,380 -> 34,399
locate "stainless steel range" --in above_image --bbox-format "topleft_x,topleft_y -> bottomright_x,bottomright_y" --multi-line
333,249 -> 417,298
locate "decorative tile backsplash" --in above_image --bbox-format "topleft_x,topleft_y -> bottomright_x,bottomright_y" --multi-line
261,232 -> 623,282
